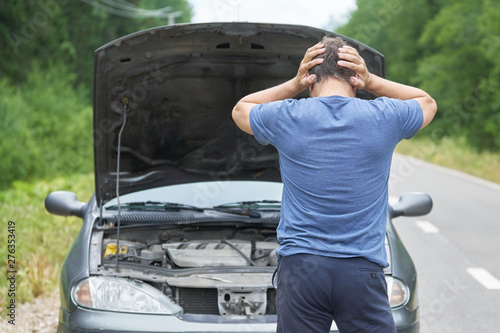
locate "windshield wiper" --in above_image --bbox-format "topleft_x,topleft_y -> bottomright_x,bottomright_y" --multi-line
106,201 -> 204,212
106,201 -> 264,218
212,207 -> 262,218
212,200 -> 281,218
214,200 -> 281,209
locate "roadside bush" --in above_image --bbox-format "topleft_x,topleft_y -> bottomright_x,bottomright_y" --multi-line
0,62 -> 93,190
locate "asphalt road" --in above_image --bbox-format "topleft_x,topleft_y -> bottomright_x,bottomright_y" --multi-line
389,154 -> 500,332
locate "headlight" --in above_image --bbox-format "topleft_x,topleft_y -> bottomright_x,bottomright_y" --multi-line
385,276 -> 409,308
73,276 -> 182,314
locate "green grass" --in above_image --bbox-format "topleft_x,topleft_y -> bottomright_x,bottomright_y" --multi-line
396,135 -> 500,184
0,172 -> 94,310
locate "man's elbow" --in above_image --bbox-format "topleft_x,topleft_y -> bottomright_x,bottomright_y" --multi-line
232,103 -> 243,126
232,102 -> 254,135
231,106 -> 237,121
420,95 -> 438,129
427,95 -> 438,120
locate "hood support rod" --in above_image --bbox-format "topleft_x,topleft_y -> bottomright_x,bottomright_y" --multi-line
115,97 -> 129,272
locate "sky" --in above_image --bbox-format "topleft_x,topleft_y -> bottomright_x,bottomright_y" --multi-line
187,0 -> 357,31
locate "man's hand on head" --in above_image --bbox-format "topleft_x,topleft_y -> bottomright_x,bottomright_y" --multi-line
295,42 -> 325,91
232,42 -> 326,136
337,46 -> 372,91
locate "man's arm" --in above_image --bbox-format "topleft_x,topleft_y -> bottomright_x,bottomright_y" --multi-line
232,42 -> 325,135
337,46 -> 437,129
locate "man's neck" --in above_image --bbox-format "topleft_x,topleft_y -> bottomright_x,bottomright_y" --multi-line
310,78 -> 356,98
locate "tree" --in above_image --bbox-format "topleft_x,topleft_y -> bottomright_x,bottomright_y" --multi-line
415,0 -> 500,148
337,0 -> 446,84
337,0 -> 500,150
0,1 -> 193,188
0,0 -> 193,89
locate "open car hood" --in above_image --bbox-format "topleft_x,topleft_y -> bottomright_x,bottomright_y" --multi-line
94,22 -> 385,205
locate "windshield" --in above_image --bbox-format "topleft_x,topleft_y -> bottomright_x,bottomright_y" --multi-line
103,181 -> 283,209
105,200 -> 280,219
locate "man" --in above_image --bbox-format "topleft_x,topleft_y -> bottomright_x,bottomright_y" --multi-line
232,37 -> 437,333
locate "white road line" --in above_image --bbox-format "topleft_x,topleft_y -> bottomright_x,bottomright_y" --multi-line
415,220 -> 439,233
467,268 -> 500,290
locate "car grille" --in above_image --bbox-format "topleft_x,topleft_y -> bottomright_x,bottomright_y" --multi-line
266,288 -> 277,314
175,287 -> 219,314
174,287 -> 277,315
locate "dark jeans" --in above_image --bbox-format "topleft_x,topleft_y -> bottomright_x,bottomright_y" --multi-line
275,254 -> 396,333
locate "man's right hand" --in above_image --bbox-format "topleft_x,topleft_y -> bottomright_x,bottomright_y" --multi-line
232,42 -> 326,135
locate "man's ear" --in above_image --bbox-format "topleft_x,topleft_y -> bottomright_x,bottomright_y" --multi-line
349,73 -> 363,90
309,81 -> 317,95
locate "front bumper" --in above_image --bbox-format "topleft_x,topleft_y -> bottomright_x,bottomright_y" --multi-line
396,322 -> 419,333
58,306 -> 418,333
58,306 -> 278,333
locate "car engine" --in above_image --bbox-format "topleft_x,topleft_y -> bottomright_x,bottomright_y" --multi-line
96,226 -> 279,316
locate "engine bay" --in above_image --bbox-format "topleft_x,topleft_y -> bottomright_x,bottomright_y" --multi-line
92,225 -> 279,316
100,226 -> 279,269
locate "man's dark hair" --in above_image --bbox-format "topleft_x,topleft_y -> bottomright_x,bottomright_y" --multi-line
309,36 -> 355,84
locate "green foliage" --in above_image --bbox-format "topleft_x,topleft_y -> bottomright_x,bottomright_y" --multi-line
0,0 -> 193,88
0,1 -> 193,188
0,172 -> 94,308
338,0 -> 446,83
338,0 -> 500,150
0,63 -> 93,189
475,0 -> 500,148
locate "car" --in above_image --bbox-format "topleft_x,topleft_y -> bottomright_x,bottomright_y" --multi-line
45,22 -> 432,333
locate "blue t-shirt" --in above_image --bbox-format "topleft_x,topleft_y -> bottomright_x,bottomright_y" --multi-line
249,95 -> 423,267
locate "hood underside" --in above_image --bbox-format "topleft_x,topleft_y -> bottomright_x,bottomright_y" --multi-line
93,22 -> 385,204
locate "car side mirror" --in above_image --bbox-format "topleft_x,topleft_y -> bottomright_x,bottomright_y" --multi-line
390,192 -> 432,219
45,191 -> 87,218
